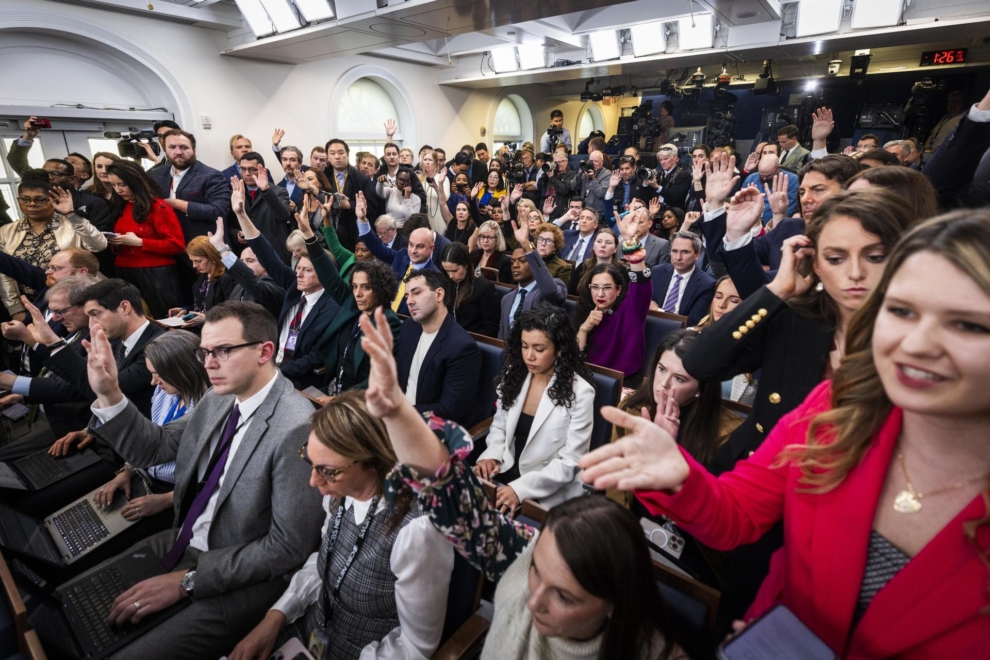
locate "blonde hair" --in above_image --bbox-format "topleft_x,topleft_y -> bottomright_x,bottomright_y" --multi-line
286,230 -> 308,258
185,236 -> 225,280
477,220 -> 506,252
229,134 -> 249,150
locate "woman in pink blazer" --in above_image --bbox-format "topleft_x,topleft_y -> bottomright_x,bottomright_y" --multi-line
581,209 -> 990,658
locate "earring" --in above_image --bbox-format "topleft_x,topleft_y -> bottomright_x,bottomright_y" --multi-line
815,282 -> 824,292
694,392 -> 700,398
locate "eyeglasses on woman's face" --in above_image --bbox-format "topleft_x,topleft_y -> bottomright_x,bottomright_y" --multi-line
299,444 -> 356,483
589,285 -> 616,294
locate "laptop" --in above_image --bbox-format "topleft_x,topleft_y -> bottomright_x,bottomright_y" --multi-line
57,546 -> 191,659
0,477 -> 148,567
0,448 -> 102,491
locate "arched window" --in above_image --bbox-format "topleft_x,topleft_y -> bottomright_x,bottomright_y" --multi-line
493,94 -> 533,150
337,78 -> 400,159
577,105 -> 604,140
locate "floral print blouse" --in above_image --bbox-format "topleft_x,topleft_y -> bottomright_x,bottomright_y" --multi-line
386,414 -> 535,583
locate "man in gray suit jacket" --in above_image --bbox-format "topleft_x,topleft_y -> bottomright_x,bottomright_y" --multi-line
84,302 -> 323,659
499,221 -> 568,340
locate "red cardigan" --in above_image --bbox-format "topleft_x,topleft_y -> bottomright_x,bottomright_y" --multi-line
112,199 -> 186,268
637,381 -> 990,659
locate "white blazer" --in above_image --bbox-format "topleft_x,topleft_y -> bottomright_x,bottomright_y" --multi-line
478,371 -> 594,507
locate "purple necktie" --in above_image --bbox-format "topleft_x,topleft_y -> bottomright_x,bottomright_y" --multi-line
162,404 -> 241,571
663,274 -> 683,314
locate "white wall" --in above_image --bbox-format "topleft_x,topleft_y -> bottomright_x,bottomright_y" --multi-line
1,0 -> 617,177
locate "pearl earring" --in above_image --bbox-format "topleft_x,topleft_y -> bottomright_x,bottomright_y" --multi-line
815,282 -> 824,292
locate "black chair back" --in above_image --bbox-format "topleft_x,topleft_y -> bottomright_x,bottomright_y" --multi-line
491,282 -> 516,305
439,553 -> 483,647
656,580 -> 711,660
471,335 -> 505,422
642,313 -> 687,376
584,364 -> 624,451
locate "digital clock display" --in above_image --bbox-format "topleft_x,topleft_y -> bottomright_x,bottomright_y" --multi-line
920,49 -> 967,66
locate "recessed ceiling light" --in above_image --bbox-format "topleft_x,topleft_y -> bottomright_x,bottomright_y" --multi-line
735,11 -> 758,19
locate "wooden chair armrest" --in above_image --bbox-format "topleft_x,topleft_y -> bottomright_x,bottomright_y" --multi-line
23,629 -> 47,660
467,417 -> 494,440
432,613 -> 490,660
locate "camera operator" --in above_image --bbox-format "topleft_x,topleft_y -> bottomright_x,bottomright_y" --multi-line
642,144 -> 691,215
624,145 -> 641,166
576,130 -> 606,156
569,150 -> 610,213
540,109 -> 572,154
540,148 -> 577,220
514,149 -> 544,207
603,155 -> 654,214
146,121 -> 181,170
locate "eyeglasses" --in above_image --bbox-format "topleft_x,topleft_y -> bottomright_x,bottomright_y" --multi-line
589,285 -> 616,294
194,341 -> 262,364
299,444 -> 356,482
478,234 -> 496,241
49,304 -> 76,317
241,167 -> 260,174
536,237 -> 556,246
17,196 -> 50,206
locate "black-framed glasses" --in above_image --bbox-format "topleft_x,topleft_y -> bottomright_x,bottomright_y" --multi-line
49,304 -> 76,318
17,196 -> 50,206
299,444 -> 356,482
194,341 -> 262,364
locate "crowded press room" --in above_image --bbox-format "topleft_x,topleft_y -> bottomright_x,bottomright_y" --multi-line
1,0 -> 990,657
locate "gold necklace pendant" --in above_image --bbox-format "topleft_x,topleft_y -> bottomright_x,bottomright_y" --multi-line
894,489 -> 923,514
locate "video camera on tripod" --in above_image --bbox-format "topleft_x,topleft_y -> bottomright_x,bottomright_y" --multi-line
103,130 -> 160,160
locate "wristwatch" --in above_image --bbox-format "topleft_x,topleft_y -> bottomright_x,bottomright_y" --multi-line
218,243 -> 232,254
46,338 -> 67,350
180,570 -> 196,598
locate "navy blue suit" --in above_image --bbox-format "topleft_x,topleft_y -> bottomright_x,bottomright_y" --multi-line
649,264 -> 716,327
277,178 -> 306,207
0,252 -> 62,337
561,230 -> 596,263
148,159 -> 231,241
246,232 -> 340,387
222,163 -> 275,184
396,314 -> 483,428
359,224 -> 439,315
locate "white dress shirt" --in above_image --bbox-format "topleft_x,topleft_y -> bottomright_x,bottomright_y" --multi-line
404,329 -> 438,405
272,495 -> 454,660
662,266 -> 694,313
169,166 -> 190,199
92,371 -> 280,553
122,320 -> 150,358
277,289 -> 325,364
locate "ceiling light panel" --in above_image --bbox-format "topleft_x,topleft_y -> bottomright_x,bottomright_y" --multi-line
630,21 -> 667,57
795,0 -> 843,38
589,30 -> 621,62
517,44 -> 547,70
851,0 -> 905,30
258,0 -> 301,33
234,0 -> 275,37
490,47 -> 519,73
677,13 -> 714,50
293,0 -> 335,22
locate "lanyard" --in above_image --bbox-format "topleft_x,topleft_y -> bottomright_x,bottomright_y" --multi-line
163,398 -> 186,425
321,494 -> 380,626
335,319 -> 363,395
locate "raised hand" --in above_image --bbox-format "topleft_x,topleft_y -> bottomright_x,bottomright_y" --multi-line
22,116 -> 41,141
84,323 -> 123,408
843,145 -> 857,156
384,119 -> 397,140
766,173 -> 790,220
499,192 -> 510,215
692,160 -> 705,183
542,196 -> 556,216
471,182 -> 483,198
648,197 -> 661,219
811,107 -> 835,143
608,170 -> 622,189
255,164 -> 270,191
294,212 -> 314,240
354,191 -> 367,220
649,393 -> 680,441
724,185 -> 766,242
579,406 -> 690,492
208,217 -> 227,252
23,296 -> 60,346
705,152 -> 739,208
272,128 -> 285,146
682,211 -> 701,231
767,234 -> 815,302
230,176 -> 246,215
49,186 -> 74,215
511,220 -> 531,250
359,307 -> 404,419
743,150 -> 760,174
509,184 -> 524,203
613,207 -> 643,241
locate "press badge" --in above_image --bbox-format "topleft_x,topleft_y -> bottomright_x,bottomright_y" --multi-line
285,330 -> 299,352
308,629 -> 328,658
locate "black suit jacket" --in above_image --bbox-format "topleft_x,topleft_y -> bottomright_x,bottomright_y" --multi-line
923,113 -> 990,209
72,188 -> 113,232
325,165 -> 379,251
656,165 -> 692,212
44,322 -> 165,418
276,178 -> 306,208
683,286 -> 833,475
396,314 -> 483,428
242,186 -> 294,264
447,275 -> 500,337
24,331 -> 92,437
148,159 -> 231,241
225,258 -> 286,317
561,230 -> 596,263
385,231 -> 409,252
649,264 -> 716,326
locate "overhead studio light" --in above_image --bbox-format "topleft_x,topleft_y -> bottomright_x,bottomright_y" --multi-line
589,30 -> 621,62
630,21 -> 666,57
795,0 -> 843,38
258,0 -> 301,32
677,13 -> 714,50
517,44 -> 547,70
293,0 -> 335,22
490,47 -> 519,73
234,0 -> 275,37
851,0 -> 905,29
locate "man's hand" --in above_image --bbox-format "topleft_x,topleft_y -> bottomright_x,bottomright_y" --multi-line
120,492 -> 172,521
766,173 -> 789,223
648,197 -> 661,219
255,165 -> 270,191
22,116 -> 41,141
49,187 -> 75,216
473,459 -> 501,481
495,486 -> 520,518
164,198 -> 189,213
511,220 -> 531,251
843,145 -> 857,156
294,212 -> 314,240
84,323 -> 124,409
384,119 -> 397,140
272,128 -> 285,146
1,320 -> 31,344
704,152 -> 739,209
542,197 -> 556,216
0,394 -> 25,412
724,186 -> 766,242
692,161 -> 705,183
811,107 -> 835,146
107,571 -> 186,628
231,176 -> 246,215
208,217 -> 227,252
509,184 -> 524,203
137,142 -> 162,163
93,469 -> 131,509
742,150 -> 760,174
49,429 -> 96,457
23,297 -> 60,346
228,611 -> 286,660
608,170 -> 621,190
354,191 -> 366,220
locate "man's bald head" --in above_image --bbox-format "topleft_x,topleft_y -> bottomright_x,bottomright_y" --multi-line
589,151 -> 604,172
407,227 -> 435,265
758,153 -> 780,178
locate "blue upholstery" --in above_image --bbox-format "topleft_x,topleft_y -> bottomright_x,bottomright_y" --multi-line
642,315 -> 686,376
586,371 -> 622,451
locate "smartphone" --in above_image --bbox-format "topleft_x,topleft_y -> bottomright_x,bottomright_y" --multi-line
1,403 -> 30,421
101,231 -> 119,237
718,604 -> 836,660
425,177 -> 435,185
32,118 -> 52,129
181,313 -> 197,321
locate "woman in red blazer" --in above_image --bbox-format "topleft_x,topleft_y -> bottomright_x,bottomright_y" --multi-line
581,209 -> 990,658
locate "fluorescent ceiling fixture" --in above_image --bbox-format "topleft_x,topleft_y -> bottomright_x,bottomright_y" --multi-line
589,30 -> 621,62
258,0 -> 301,33
851,0 -> 905,29
517,44 -> 547,70
630,21 -> 667,57
490,47 -> 519,73
677,13 -> 714,50
234,0 -> 275,37
795,0 -> 842,38
293,0 -> 335,22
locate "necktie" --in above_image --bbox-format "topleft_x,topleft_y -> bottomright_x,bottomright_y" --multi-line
336,172 -> 346,190
512,288 -> 529,326
569,238 -> 586,262
781,149 -> 789,164
249,189 -> 258,202
162,404 -> 241,571
392,264 -> 415,312
113,340 -> 126,365
663,274 -> 683,314
281,297 -> 307,362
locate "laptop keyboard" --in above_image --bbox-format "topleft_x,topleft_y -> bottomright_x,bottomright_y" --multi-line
51,500 -> 110,557
17,452 -> 71,486
63,566 -> 131,652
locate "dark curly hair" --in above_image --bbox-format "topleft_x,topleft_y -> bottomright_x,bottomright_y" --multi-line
18,169 -> 52,196
350,259 -> 398,309
497,304 -> 591,409
572,263 -> 628,335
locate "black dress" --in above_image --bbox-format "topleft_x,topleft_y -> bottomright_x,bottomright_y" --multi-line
448,276 -> 500,337
495,412 -> 534,485
190,272 -> 238,313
